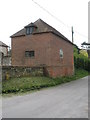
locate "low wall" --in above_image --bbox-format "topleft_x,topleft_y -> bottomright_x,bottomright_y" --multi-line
2,65 -> 74,80
2,66 -> 43,80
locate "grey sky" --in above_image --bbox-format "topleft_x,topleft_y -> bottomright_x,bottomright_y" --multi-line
0,0 -> 89,48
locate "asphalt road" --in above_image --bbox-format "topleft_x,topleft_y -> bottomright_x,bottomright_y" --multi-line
2,76 -> 88,118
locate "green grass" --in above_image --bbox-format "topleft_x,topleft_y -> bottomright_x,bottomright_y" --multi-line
2,69 -> 88,95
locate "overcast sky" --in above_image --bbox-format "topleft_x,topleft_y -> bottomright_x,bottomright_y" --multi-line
0,0 -> 89,48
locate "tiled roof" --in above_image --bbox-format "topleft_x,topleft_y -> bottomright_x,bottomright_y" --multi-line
25,22 -> 37,28
11,19 -> 73,45
81,42 -> 90,45
0,41 -> 8,47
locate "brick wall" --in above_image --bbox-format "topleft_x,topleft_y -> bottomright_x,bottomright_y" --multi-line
12,33 -> 52,66
44,66 -> 74,78
11,32 -> 74,77
48,33 -> 74,77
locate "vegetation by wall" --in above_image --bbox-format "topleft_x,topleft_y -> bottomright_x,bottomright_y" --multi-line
2,69 -> 88,94
2,66 -> 43,80
74,46 -> 90,71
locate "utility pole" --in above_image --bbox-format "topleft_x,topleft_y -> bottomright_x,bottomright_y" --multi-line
71,26 -> 74,75
72,26 -> 74,43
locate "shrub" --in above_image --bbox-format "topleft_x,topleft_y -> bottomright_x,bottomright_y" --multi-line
74,46 -> 90,72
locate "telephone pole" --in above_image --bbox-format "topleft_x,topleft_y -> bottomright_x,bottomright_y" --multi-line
72,26 -> 74,75
72,26 -> 74,43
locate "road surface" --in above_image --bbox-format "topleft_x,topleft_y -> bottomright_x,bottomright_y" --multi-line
2,76 -> 88,118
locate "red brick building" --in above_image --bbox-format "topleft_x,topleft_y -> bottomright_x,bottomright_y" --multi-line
11,19 -> 74,77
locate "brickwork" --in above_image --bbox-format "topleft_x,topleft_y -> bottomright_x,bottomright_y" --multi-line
11,32 -> 74,77
12,33 -> 52,66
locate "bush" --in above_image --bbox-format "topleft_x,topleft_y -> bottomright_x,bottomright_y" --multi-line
74,54 -> 90,71
74,46 -> 90,71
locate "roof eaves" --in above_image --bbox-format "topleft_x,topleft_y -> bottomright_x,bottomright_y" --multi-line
51,31 -> 73,45
0,45 -> 8,47
33,31 -> 52,35
10,28 -> 25,38
10,34 -> 25,38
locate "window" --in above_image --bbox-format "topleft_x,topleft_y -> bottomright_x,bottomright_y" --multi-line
29,27 -> 33,34
59,49 -> 63,58
26,27 -> 30,35
26,27 -> 33,35
25,51 -> 35,57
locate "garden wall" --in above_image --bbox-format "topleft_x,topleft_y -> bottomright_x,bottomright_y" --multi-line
2,66 -> 43,80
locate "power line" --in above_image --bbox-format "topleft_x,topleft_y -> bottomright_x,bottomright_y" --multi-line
32,0 -> 88,40
74,30 -> 88,39
32,0 -> 70,28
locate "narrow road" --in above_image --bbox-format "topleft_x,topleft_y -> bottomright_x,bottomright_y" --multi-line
2,76 -> 88,118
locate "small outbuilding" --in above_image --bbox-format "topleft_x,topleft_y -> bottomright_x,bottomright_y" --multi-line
0,41 -> 8,56
0,41 -> 11,66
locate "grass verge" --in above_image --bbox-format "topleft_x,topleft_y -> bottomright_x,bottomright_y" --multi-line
2,69 -> 88,95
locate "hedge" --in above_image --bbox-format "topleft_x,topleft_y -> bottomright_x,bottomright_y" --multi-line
74,55 -> 90,71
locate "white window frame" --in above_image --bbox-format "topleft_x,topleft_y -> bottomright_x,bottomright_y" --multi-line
59,49 -> 63,58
